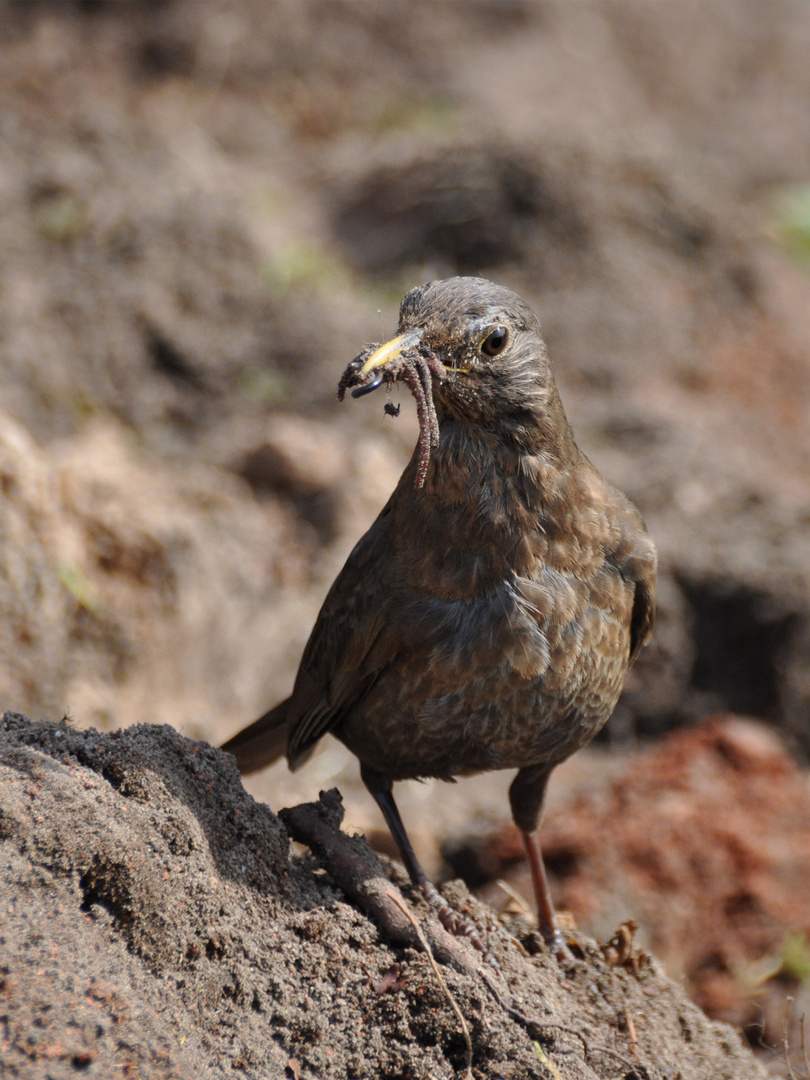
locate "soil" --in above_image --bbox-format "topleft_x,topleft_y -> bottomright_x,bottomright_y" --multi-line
469,716 -> 810,1072
0,712 -> 769,1080
1,2 -> 810,1078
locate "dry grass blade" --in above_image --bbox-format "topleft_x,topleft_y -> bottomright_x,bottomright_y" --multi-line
386,889 -> 473,1080
784,999 -> 800,1080
534,1042 -> 564,1080
495,878 -> 531,915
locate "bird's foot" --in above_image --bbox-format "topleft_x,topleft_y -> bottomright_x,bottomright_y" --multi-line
420,880 -> 500,970
539,924 -> 577,964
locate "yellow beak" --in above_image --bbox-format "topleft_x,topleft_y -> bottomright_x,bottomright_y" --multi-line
359,329 -> 424,377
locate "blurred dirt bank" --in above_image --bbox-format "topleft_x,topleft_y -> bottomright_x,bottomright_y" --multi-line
1,2 -> 810,1076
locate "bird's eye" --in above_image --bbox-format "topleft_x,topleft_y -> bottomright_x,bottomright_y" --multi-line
480,326 -> 509,357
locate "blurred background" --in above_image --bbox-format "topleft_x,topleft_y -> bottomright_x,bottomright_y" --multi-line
1,1 -> 809,1071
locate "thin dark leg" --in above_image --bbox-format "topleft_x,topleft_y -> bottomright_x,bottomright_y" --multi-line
521,829 -> 567,957
510,763 -> 569,959
361,764 -> 495,965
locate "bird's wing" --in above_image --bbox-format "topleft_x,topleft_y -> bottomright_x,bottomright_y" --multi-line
286,505 -> 399,768
590,470 -> 657,668
628,556 -> 656,665
623,518 -> 657,666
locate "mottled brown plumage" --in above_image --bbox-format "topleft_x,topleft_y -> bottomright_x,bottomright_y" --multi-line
224,277 -> 656,956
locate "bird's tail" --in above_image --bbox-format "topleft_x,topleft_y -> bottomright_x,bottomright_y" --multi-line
221,698 -> 291,774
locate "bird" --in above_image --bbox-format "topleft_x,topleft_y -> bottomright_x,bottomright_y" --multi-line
223,276 -> 656,957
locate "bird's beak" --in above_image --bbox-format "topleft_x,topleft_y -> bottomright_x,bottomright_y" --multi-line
358,328 -> 424,378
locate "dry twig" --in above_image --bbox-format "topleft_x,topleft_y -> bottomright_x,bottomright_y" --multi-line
278,789 -> 479,977
784,999 -> 800,1080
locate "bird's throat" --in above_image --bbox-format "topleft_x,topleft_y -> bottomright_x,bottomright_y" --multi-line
391,420 -> 578,601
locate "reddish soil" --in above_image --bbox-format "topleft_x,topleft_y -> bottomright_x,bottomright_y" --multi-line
473,717 -> 810,1070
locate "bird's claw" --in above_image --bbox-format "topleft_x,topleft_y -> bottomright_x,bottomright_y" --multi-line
539,925 -> 579,964
420,880 -> 500,971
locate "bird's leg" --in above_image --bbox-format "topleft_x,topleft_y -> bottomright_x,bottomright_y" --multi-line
361,764 -> 495,965
509,764 -> 570,959
520,829 -> 565,953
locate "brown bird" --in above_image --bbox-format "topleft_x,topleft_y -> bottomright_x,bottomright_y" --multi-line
224,277 -> 656,956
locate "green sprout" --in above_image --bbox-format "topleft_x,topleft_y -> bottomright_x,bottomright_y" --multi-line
771,183 -> 810,266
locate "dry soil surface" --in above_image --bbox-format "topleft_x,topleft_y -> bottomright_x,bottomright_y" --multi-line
0,712 -> 771,1080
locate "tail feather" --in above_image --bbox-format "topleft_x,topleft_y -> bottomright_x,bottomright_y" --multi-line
222,698 -> 291,774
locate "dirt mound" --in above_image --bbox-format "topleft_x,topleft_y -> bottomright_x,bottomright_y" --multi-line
0,711 -> 770,1080
331,143 -> 586,276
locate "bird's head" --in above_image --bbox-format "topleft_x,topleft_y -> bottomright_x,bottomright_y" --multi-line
340,277 -> 567,440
